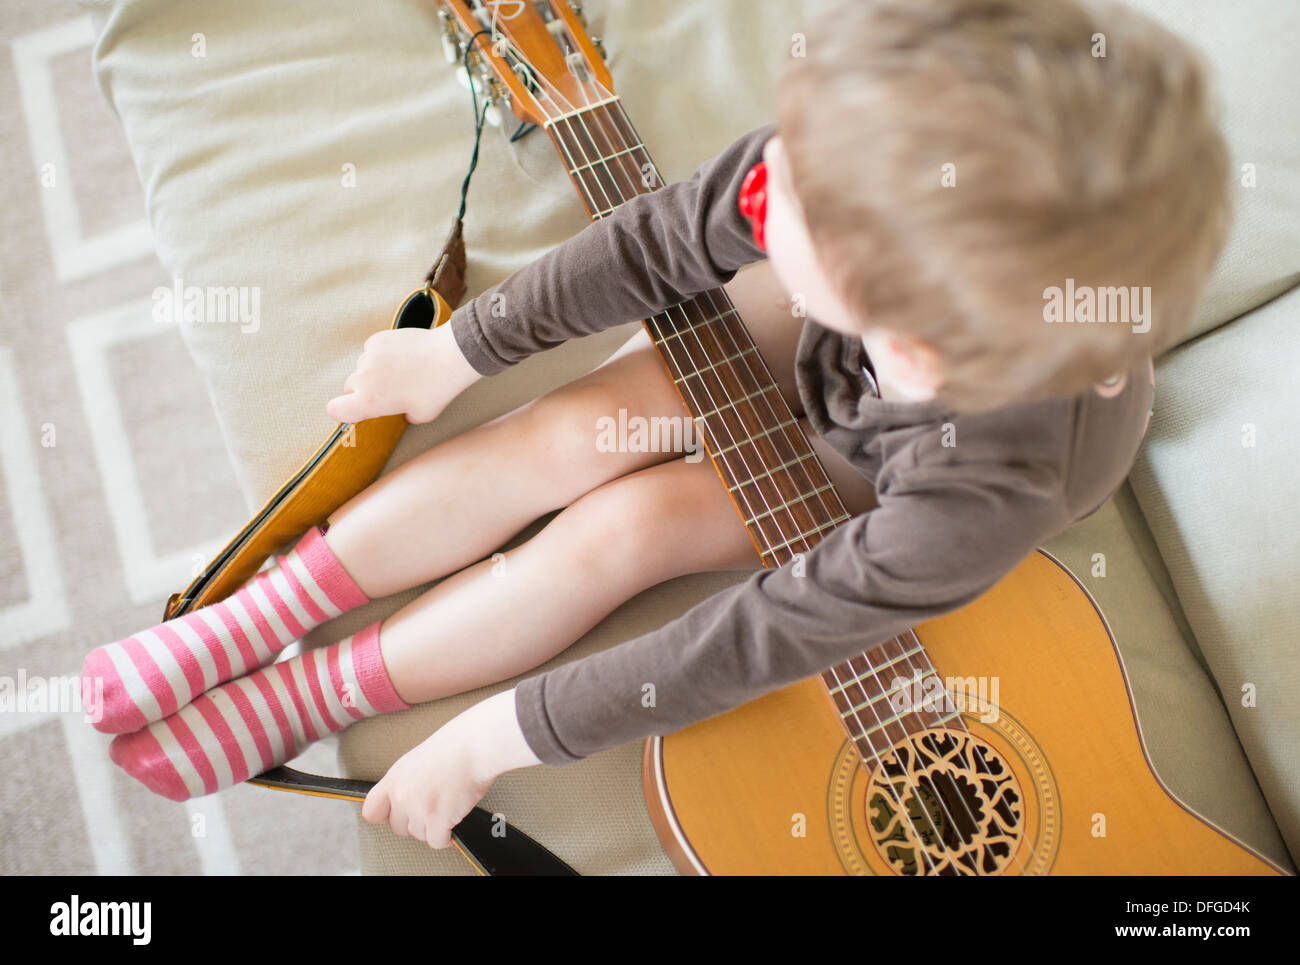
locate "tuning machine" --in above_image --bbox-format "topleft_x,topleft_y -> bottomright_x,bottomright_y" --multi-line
484,79 -> 508,128
438,9 -> 463,62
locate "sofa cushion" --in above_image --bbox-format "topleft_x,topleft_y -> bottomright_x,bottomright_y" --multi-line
1127,282 -> 1300,865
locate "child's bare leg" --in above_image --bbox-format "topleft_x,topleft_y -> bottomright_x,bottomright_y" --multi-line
83,264 -> 807,738
105,423 -> 872,802
322,262 -> 806,601
380,415 -> 876,703
322,338 -> 704,600
378,451 -> 756,702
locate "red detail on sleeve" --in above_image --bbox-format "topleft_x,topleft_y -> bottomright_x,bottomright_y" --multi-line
738,162 -> 768,252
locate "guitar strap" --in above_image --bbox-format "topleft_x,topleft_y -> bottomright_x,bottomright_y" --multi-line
161,214 -> 466,625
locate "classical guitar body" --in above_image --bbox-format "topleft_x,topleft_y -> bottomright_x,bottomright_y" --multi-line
644,550 -> 1283,875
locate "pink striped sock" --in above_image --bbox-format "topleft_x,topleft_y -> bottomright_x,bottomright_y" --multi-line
83,524 -> 369,734
108,621 -> 409,801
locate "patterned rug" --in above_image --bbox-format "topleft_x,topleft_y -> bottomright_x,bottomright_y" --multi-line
1,2 -> 360,875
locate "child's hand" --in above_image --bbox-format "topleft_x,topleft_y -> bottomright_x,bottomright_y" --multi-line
360,688 -> 542,850
326,322 -> 481,426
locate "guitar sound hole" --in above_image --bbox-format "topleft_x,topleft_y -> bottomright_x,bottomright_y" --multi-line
395,290 -> 437,330
865,729 -> 1025,876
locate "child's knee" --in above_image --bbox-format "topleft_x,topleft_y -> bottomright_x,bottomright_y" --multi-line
571,460 -> 755,578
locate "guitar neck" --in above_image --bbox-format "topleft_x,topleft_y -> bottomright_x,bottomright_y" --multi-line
541,100 -> 955,757
544,102 -> 852,564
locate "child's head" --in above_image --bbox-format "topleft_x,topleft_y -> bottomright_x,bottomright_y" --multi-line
769,0 -> 1232,412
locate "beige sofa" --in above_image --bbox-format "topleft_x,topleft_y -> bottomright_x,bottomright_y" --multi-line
79,0 -> 1299,874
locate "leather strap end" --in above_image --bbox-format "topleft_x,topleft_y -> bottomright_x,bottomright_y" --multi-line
424,215 -> 468,309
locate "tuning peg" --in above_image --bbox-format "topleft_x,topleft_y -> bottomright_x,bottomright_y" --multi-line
455,67 -> 485,95
485,80 -> 508,128
591,36 -> 606,59
438,9 -> 464,63
568,2 -> 587,27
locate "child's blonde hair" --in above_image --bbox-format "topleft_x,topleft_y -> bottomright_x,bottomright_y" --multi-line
777,0 -> 1232,412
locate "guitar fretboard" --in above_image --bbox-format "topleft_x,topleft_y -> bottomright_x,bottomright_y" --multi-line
542,100 -> 956,759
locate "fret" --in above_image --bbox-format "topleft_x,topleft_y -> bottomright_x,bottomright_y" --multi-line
541,97 -> 622,129
709,417 -> 800,458
728,451 -> 819,493
549,102 -> 661,221
670,345 -> 758,384
742,483 -> 839,528
694,384 -> 778,421
843,700 -> 948,741
566,143 -> 647,176
844,707 -> 965,750
824,643 -> 927,695
842,675 -> 953,718
758,511 -> 854,559
649,308 -> 738,345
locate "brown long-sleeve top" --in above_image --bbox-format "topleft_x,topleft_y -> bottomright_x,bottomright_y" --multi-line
448,123 -> 1156,766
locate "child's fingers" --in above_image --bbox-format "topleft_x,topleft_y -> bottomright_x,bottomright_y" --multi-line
361,782 -> 391,824
427,806 -> 457,850
406,812 -> 427,844
387,798 -> 411,838
326,389 -> 376,424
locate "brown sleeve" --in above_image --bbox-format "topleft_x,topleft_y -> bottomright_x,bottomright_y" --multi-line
448,124 -> 773,376
513,455 -> 1067,765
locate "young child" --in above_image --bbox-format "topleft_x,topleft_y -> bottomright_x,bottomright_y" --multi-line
81,0 -> 1229,851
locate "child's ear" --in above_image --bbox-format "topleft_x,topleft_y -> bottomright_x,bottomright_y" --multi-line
887,333 -> 944,389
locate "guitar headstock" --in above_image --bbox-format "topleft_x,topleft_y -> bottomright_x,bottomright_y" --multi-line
437,0 -> 615,129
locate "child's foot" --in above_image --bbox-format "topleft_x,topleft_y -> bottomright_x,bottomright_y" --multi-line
108,621 -> 409,801
83,524 -> 370,734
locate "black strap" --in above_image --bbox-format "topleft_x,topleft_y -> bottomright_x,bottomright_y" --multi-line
249,766 -> 578,875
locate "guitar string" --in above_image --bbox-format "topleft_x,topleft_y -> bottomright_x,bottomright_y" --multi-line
494,31 -> 816,667
604,105 -> 846,561
579,100 -> 1013,879
553,93 -> 955,875
546,96 -> 843,638
594,102 -> 1013,873
539,105 -> 798,604
487,27 -> 949,874
587,104 -> 989,870
529,53 -> 950,876
887,626 -> 1031,873
575,112 -> 815,558
561,94 -> 977,873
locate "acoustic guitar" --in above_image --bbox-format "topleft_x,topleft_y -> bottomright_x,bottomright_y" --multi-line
434,0 -> 1288,876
